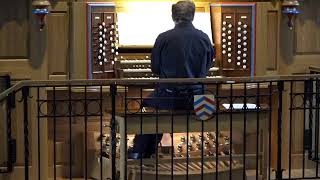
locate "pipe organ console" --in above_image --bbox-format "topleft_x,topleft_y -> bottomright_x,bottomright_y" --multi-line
87,3 -> 256,79
84,3 -> 257,180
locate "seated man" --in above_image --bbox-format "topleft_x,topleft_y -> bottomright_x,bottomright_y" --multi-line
128,0 -> 215,159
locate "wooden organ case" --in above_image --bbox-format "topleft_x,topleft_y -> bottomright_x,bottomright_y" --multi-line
211,3 -> 256,77
87,3 -> 119,79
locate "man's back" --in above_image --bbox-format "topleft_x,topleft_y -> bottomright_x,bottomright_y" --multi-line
129,1 -> 215,160
151,21 -> 214,79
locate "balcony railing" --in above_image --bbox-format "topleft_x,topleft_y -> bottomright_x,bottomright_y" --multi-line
0,75 -> 320,180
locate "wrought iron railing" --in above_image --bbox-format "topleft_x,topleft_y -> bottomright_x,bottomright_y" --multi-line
0,75 -> 320,180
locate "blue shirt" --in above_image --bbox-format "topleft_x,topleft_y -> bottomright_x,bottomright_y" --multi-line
142,22 -> 215,110
151,21 -> 215,79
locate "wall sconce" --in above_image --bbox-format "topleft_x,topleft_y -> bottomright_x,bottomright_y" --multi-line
32,0 -> 51,31
282,0 -> 300,30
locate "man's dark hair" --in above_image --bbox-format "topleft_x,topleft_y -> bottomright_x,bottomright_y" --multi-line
172,1 -> 195,23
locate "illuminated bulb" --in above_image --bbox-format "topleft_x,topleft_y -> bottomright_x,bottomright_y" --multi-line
223,21 -> 226,25
228,47 -> 231,51
228,59 -> 232,63
222,33 -> 226,37
228,36 -> 231,40
243,36 -> 247,40
238,27 -> 241,31
115,46 -> 119,50
238,51 -> 241,54
238,21 -> 242,25
237,39 -> 241,43
116,34 -> 119,37
237,56 -> 241,60
222,27 -> 226,31
243,42 -> 247,46
228,30 -> 231,34
110,37 -> 113,41
243,59 -> 247,63
243,30 -> 247,34
104,58 -> 107,62
99,37 -> 103,42
104,40 -> 107,45
102,22 -> 106,26
238,33 -> 241,37
238,45 -> 241,48
243,24 -> 248,28
112,61 -> 115,65
222,39 -> 226,43
244,48 -> 247,51
237,62 -> 241,66
111,49 -> 115,53
227,53 -> 231,57
98,55 -> 101,60
222,44 -> 226,48
228,24 -> 232,28
102,34 -> 106,38
243,53 -> 247,57
99,31 -> 103,35
99,61 -> 103,66
99,44 -> 103,48
116,52 -> 119,55
99,49 -> 103,53
111,43 -> 114,47
222,50 -> 226,54
110,31 -> 113,35
111,25 -> 115,29
103,46 -> 106,50
103,52 -> 106,56
243,65 -> 247,69
228,42 -> 232,45
114,57 -> 117,61
99,25 -> 103,29
104,28 -> 107,33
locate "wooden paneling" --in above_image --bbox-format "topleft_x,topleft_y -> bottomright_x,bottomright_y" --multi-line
0,59 -> 32,80
0,0 -> 29,58
266,11 -> 278,70
295,0 -> 320,54
255,2 -> 279,76
71,2 -> 88,79
48,12 -> 69,75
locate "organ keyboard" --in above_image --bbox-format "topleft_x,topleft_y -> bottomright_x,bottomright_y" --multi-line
115,55 -> 221,79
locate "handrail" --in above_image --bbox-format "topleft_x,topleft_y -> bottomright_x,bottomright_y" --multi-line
1,74 -> 320,101
0,81 -> 25,102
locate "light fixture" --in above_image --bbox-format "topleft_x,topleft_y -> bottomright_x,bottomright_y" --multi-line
32,0 -> 51,31
282,0 -> 300,29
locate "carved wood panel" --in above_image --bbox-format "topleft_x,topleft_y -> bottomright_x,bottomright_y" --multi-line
48,11 -> 69,76
295,0 -> 320,54
0,0 -> 29,58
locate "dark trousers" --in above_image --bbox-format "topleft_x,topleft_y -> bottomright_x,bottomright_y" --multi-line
129,134 -> 163,159
129,88 -> 199,159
